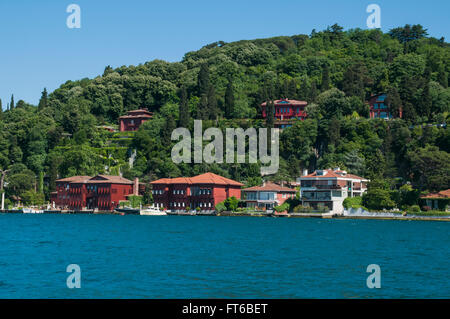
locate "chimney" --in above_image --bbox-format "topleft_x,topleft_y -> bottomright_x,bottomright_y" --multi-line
302,169 -> 308,176
262,180 -> 266,187
133,178 -> 139,196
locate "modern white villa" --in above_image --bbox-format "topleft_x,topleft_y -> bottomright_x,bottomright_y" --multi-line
297,168 -> 369,214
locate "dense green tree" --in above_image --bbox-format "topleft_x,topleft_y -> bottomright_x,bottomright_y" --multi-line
207,85 -> 218,120
38,88 -> 48,110
321,64 -> 330,91
178,86 -> 190,127
224,79 -> 235,118
407,146 -> 450,191
197,63 -> 210,96
10,94 -> 14,109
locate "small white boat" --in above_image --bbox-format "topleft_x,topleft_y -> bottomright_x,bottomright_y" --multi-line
140,207 -> 167,216
22,208 -> 44,214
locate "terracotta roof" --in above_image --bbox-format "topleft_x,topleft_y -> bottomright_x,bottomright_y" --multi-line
243,182 -> 296,193
56,176 -> 92,183
301,169 -> 367,181
261,99 -> 308,107
150,173 -> 243,187
87,175 -> 134,185
119,114 -> 152,119
421,189 -> 450,199
190,173 -> 243,186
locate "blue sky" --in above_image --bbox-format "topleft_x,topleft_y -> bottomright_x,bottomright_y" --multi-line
0,0 -> 449,106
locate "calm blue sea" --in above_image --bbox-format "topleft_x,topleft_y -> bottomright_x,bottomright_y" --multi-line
0,214 -> 448,299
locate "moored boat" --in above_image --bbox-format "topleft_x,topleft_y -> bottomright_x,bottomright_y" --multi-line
140,207 -> 167,216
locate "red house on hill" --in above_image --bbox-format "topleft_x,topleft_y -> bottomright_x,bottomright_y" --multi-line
261,99 -> 308,129
52,175 -> 140,211
119,109 -> 153,132
150,173 -> 243,211
368,93 -> 403,119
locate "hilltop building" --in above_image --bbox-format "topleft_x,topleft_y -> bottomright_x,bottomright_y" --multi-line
51,175 -> 141,211
119,108 -> 153,132
368,93 -> 402,120
261,99 -> 308,129
298,168 -> 369,214
242,182 -> 296,210
150,173 -> 243,211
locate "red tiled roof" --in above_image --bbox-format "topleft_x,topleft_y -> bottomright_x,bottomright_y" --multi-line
150,173 -> 243,187
190,173 -> 243,186
87,175 -> 134,185
56,176 -> 92,183
119,114 -> 152,119
261,99 -> 308,107
119,109 -> 153,119
301,169 -> 367,181
421,189 -> 450,199
243,182 -> 296,193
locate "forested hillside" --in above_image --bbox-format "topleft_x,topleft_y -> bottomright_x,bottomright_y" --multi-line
0,24 -> 449,208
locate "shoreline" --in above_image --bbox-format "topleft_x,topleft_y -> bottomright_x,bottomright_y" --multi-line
1,209 -> 450,222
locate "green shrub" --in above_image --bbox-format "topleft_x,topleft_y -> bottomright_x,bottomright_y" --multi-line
343,196 -> 363,209
215,202 -> 226,213
408,205 -> 421,213
224,196 -> 239,211
274,202 -> 290,213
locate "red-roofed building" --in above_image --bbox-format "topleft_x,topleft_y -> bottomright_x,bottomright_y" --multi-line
150,173 -> 243,211
242,182 -> 296,210
368,93 -> 403,120
52,175 -> 141,211
420,189 -> 450,211
261,99 -> 308,129
119,109 -> 153,132
298,168 -> 369,214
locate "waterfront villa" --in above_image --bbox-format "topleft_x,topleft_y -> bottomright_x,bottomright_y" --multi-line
150,173 -> 243,211
420,189 -> 450,211
52,175 -> 141,211
261,99 -> 308,129
368,93 -> 403,120
119,108 -> 153,132
242,182 -> 296,210
298,168 -> 369,214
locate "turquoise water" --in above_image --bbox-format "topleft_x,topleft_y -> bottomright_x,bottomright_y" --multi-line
0,214 -> 449,299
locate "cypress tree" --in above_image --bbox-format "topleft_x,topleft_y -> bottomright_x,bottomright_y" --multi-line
309,81 -> 318,102
163,115 -> 176,145
10,94 -> 14,109
288,79 -> 297,99
266,100 -> 275,128
321,64 -> 330,91
207,85 -> 218,120
421,71 -> 432,118
385,87 -> 403,118
178,86 -> 190,127
198,94 -> 209,120
298,78 -> 309,100
438,64 -> 448,88
224,79 -> 235,118
197,64 -> 210,96
38,88 -> 48,110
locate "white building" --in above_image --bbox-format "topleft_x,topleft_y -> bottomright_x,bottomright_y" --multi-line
297,168 -> 369,214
